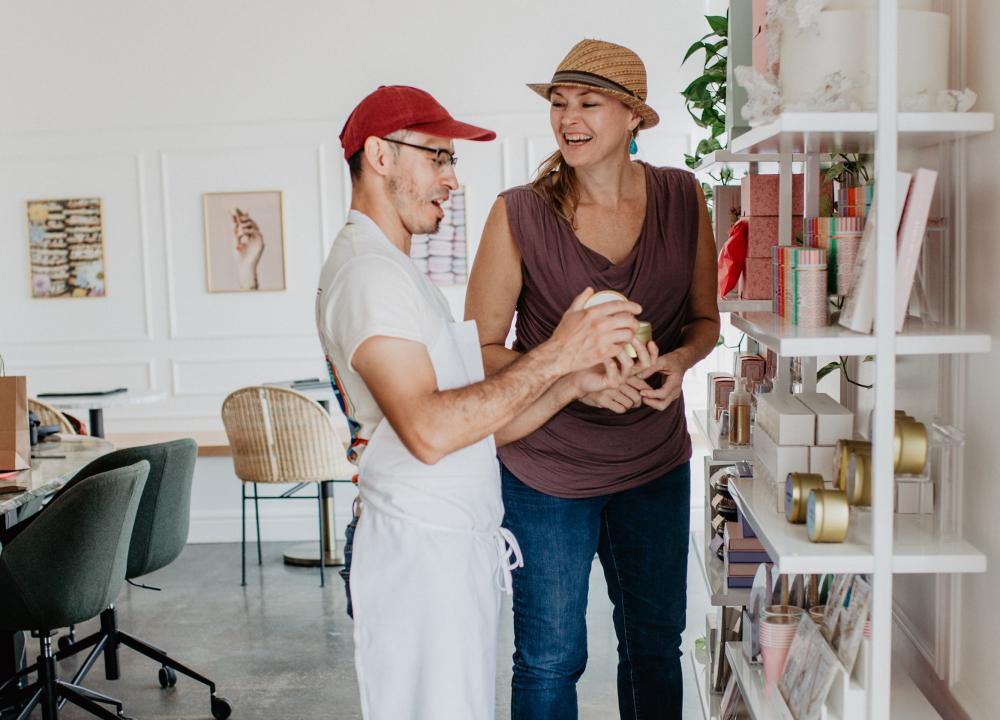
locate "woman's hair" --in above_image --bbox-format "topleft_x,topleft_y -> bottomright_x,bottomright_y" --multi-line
530,150 -> 580,228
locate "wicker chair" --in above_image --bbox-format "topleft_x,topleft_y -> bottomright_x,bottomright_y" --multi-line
221,386 -> 356,587
29,397 -> 78,435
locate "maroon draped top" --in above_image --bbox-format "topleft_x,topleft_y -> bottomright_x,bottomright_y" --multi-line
497,162 -> 699,498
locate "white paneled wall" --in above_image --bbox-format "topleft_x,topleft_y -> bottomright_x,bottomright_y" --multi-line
1,0 -> 708,544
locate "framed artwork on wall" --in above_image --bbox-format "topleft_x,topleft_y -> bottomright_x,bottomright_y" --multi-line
203,190 -> 286,293
28,197 -> 106,298
410,186 -> 468,286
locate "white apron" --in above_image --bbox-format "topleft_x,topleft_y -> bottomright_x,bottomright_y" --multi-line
351,319 -> 523,720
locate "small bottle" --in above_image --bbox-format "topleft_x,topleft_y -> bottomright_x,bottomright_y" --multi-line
729,379 -> 752,446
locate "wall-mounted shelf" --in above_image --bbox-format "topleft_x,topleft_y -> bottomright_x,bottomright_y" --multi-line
730,112 -> 995,155
730,476 -> 987,576
730,312 -> 992,358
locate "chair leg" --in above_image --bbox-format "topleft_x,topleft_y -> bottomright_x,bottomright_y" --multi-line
240,485 -> 247,587
14,686 -> 41,720
34,635 -> 58,720
58,681 -> 123,710
253,483 -> 263,566
116,631 -> 216,693
100,607 -> 120,682
316,492 -> 325,588
58,683 -> 128,720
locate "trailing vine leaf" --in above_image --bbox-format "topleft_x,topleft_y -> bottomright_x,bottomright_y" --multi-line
681,12 -> 728,170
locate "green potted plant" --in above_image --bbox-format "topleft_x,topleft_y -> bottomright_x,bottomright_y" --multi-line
825,153 -> 872,217
682,12 -> 728,173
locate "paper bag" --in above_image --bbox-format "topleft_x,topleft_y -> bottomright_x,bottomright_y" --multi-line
0,376 -> 30,471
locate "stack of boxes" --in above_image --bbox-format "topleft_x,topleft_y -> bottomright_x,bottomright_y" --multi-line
739,174 -> 805,301
725,513 -> 771,588
753,391 -> 854,510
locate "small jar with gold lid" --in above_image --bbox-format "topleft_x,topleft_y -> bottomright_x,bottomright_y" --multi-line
845,451 -> 872,507
785,473 -> 825,524
894,419 -> 928,475
835,440 -> 871,491
806,489 -> 850,543
583,290 -> 650,359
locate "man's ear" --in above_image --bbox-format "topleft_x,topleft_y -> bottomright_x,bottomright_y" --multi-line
363,136 -> 391,178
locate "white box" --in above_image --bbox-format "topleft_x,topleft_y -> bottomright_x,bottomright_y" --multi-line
753,423 -> 809,487
895,479 -> 922,514
795,392 -> 854,446
809,445 -> 837,486
755,393 -> 815,446
920,482 -> 934,514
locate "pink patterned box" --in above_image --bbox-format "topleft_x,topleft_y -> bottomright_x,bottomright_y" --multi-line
746,216 -> 805,257
741,175 -> 834,217
740,257 -> 772,300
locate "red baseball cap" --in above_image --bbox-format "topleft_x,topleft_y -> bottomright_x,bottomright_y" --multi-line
339,85 -> 496,160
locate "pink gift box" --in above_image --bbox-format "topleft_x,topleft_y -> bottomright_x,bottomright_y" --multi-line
741,175 -> 834,218
746,216 -> 804,256
740,257 -> 773,300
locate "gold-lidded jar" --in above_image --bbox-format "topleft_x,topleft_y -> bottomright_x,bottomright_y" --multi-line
807,489 -> 850,543
835,440 -> 871,491
894,419 -> 928,475
785,472 -> 825,524
583,290 -> 646,358
845,451 -> 872,506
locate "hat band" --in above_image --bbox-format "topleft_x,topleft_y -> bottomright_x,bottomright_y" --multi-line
549,70 -> 641,100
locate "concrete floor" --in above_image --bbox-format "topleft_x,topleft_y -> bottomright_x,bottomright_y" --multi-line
14,535 -> 710,720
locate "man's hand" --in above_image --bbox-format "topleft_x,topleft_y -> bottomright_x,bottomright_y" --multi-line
232,207 -> 264,290
637,350 -> 689,411
546,288 -> 642,376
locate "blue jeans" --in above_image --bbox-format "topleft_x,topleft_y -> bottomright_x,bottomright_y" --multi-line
501,462 -> 690,720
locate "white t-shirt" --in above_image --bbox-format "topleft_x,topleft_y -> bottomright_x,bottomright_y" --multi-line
315,210 -> 453,463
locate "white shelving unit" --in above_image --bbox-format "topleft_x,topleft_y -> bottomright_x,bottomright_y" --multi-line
730,112 -> 994,155
701,4 -> 995,715
729,476 -> 986,575
719,297 -> 773,314
690,652 -> 720,720
724,642 -> 941,720
730,312 -> 992,357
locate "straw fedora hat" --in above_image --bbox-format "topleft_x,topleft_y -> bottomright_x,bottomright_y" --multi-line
528,39 -> 660,129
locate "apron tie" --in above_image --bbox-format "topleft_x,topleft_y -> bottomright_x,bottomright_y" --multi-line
495,528 -> 524,595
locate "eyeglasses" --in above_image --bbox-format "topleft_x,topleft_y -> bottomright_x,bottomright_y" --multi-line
380,137 -> 458,169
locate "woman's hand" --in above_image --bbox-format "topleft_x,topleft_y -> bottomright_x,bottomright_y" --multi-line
636,350 -> 689,411
576,339 -> 660,414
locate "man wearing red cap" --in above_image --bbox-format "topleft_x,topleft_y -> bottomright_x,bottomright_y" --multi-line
316,86 -> 647,719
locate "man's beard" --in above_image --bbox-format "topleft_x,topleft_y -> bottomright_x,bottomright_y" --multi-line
388,174 -> 440,236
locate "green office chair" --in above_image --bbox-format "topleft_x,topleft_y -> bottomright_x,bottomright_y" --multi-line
51,440 -> 233,720
0,460 -> 149,720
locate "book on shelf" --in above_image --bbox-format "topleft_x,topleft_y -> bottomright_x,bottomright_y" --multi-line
895,169 -> 938,331
839,171 -> 912,333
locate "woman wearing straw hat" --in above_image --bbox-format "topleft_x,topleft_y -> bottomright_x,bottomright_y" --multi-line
466,39 -> 720,719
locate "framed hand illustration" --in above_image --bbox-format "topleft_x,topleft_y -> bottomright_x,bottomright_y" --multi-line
203,190 -> 286,292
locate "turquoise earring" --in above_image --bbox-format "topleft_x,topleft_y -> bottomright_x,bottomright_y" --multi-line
629,131 -> 638,156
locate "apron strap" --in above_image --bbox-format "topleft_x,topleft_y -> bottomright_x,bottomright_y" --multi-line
495,528 -> 524,595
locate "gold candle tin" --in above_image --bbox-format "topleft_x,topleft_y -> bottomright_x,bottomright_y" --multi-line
894,419 -> 928,475
785,472 -> 825,524
835,440 -> 871,491
845,452 -> 872,506
806,489 -> 850,543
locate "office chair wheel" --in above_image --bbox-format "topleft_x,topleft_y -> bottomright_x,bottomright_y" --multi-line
158,667 -> 177,688
211,695 -> 233,719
